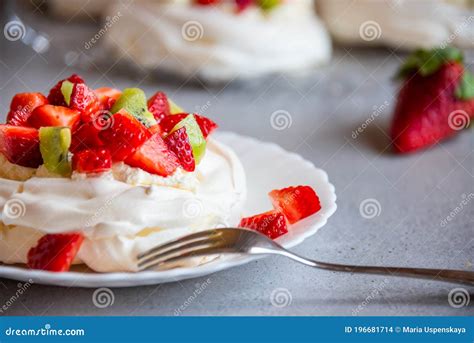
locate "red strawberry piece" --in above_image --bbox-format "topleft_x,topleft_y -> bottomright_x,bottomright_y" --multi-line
94,87 -> 122,111
0,125 -> 42,168
27,233 -> 84,272
98,110 -> 150,161
195,0 -> 220,4
164,127 -> 195,172
47,74 -> 84,106
70,122 -> 104,153
27,105 -> 81,129
269,185 -> 321,224
236,0 -> 253,12
7,93 -> 48,126
72,148 -> 112,173
126,132 -> 180,176
147,91 -> 171,124
239,210 -> 288,239
160,113 -> 218,138
70,83 -> 101,123
392,62 -> 474,153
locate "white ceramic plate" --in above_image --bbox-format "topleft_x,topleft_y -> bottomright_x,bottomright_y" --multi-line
0,132 -> 337,287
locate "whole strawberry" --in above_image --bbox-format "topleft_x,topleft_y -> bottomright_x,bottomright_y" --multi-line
391,47 -> 474,153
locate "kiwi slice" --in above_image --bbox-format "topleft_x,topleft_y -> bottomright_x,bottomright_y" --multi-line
171,114 -> 206,164
111,88 -> 157,127
61,80 -> 74,106
168,98 -> 184,114
39,127 -> 72,176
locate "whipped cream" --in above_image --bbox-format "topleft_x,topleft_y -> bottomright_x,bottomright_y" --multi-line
104,0 -> 332,81
318,0 -> 474,49
0,139 -> 246,272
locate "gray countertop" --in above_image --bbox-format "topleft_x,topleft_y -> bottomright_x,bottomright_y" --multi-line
0,9 -> 473,316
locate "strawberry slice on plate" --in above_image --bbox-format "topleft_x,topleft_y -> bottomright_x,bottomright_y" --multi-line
27,104 -> 81,129
160,113 -> 218,138
148,91 -> 170,123
239,210 -> 288,239
70,83 -> 101,123
164,127 -> 195,172
99,110 -> 150,161
72,148 -> 112,173
391,47 -> 474,153
47,74 -> 84,106
269,185 -> 321,224
0,125 -> 42,168
126,132 -> 180,176
7,92 -> 48,126
27,233 -> 84,272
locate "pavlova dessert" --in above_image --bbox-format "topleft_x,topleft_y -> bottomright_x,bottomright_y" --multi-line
0,74 -> 322,273
103,0 -> 331,81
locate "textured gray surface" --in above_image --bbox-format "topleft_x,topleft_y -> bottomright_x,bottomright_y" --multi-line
0,9 -> 473,316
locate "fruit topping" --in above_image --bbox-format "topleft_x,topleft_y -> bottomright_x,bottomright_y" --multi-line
169,114 -> 206,164
6,92 -> 48,126
98,110 -> 150,161
94,87 -> 122,110
239,210 -> 288,239
160,113 -> 218,138
27,233 -> 84,272
392,47 -> 474,153
147,91 -> 170,123
39,126 -> 72,176
164,127 -> 195,172
269,185 -> 321,224
169,98 -> 184,114
70,83 -> 101,123
111,88 -> 157,127
0,125 -> 42,168
28,104 -> 81,129
47,74 -> 84,106
61,80 -> 74,106
72,148 -> 112,174
126,132 -> 180,176
70,122 -> 103,153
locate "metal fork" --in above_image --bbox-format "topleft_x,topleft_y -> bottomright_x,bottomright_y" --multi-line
137,228 -> 474,286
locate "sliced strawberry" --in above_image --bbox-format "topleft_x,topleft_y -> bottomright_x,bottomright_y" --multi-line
239,210 -> 288,239
70,122 -> 104,153
160,113 -> 218,138
72,148 -> 112,173
99,110 -> 150,161
47,74 -> 84,106
70,83 -> 101,123
126,132 -> 180,176
164,127 -> 195,172
7,93 -> 48,126
0,125 -> 42,168
94,87 -> 122,110
147,91 -> 170,123
269,185 -> 321,224
27,233 -> 84,272
27,105 -> 81,129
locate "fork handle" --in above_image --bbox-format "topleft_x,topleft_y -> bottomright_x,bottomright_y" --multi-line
253,247 -> 474,286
